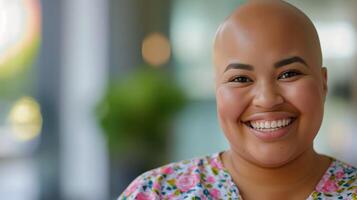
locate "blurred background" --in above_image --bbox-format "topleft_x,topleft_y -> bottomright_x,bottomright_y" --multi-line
0,0 -> 357,199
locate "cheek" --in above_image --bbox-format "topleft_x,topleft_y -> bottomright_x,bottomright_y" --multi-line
282,78 -> 325,140
216,87 -> 249,122
283,78 -> 324,114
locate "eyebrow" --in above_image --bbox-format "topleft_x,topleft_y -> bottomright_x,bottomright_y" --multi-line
274,56 -> 308,68
224,56 -> 308,72
224,63 -> 253,72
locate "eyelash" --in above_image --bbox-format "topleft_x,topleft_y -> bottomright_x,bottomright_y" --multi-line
278,70 -> 302,79
229,76 -> 253,83
229,70 -> 302,83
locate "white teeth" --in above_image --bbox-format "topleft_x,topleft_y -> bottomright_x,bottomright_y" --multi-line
249,118 -> 293,131
283,119 -> 289,126
260,121 -> 264,128
277,120 -> 282,127
264,121 -> 270,129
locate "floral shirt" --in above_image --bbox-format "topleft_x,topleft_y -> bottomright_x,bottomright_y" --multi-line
119,153 -> 357,200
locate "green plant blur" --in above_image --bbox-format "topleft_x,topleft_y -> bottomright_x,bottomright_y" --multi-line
96,66 -> 186,164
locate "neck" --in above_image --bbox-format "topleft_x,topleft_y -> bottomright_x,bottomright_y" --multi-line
222,148 -> 331,200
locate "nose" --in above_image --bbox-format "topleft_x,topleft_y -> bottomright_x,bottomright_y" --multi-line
252,81 -> 284,109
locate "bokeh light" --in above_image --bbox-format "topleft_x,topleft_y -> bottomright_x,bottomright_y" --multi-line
0,0 -> 41,79
141,32 -> 171,67
7,96 -> 43,141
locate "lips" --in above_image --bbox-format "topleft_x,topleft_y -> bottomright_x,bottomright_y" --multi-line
241,112 -> 297,141
247,118 -> 295,132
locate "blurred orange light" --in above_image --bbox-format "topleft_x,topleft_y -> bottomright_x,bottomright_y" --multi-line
142,32 -> 171,67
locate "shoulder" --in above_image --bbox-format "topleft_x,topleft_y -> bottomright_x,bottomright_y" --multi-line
314,158 -> 357,199
118,153 -> 234,200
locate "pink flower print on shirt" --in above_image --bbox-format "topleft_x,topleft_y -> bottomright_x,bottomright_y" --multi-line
335,170 -> 345,179
210,158 -> 222,169
153,182 -> 161,191
161,166 -> 174,175
124,178 -> 141,196
177,174 -> 200,192
210,188 -> 221,198
120,154 -> 357,200
206,176 -> 216,184
136,191 -> 158,200
316,172 -> 330,192
323,179 -> 339,192
188,165 -> 196,172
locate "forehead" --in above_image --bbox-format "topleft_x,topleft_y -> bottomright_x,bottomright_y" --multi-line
213,4 -> 323,74
215,19 -> 314,72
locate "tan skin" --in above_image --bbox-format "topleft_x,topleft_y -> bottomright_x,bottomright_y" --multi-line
214,1 -> 331,200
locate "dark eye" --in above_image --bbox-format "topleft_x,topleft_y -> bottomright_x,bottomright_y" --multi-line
230,76 -> 253,83
278,70 -> 302,79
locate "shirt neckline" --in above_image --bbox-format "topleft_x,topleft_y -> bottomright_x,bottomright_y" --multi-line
213,152 -> 336,199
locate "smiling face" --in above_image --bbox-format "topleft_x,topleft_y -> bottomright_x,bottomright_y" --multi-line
214,1 -> 328,167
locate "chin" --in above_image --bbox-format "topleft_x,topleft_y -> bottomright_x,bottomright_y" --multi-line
245,146 -> 299,168
252,156 -> 294,168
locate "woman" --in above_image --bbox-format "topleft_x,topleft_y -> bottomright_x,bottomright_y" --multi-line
119,1 -> 357,199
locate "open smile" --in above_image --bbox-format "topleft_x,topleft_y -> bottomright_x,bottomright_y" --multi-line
241,117 -> 297,141
244,117 -> 296,132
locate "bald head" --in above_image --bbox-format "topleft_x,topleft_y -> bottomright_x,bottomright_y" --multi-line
213,0 -> 322,75
214,1 -> 328,169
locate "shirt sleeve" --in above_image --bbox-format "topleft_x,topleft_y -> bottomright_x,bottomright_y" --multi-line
117,174 -> 160,200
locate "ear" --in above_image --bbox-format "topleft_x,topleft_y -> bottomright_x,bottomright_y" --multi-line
321,67 -> 328,100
